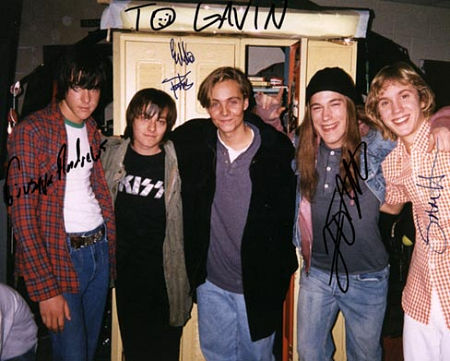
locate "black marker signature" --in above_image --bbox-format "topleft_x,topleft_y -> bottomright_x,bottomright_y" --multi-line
416,149 -> 447,253
162,71 -> 194,100
193,0 -> 287,32
170,38 -> 195,66
4,139 -> 107,206
323,142 -> 368,293
123,1 -> 287,33
4,156 -> 53,206
57,138 -> 106,180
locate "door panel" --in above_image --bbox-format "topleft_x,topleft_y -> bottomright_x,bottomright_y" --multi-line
180,37 -> 238,122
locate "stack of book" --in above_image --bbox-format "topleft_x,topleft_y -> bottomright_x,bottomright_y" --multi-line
249,76 -> 287,93
248,76 -> 271,88
269,77 -> 283,87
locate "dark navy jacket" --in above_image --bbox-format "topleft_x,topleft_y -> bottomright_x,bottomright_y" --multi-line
170,112 -> 298,341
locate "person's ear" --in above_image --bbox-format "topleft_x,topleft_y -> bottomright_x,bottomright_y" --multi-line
244,98 -> 249,111
420,98 -> 427,112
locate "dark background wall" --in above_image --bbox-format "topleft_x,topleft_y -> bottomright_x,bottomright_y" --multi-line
0,0 -> 23,283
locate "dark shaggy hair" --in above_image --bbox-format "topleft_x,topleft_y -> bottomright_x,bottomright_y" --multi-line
56,45 -> 110,102
124,88 -> 177,143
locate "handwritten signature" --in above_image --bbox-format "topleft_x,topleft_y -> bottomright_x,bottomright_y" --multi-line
170,38 -> 195,66
162,72 -> 194,100
4,139 -> 106,206
4,156 -> 53,205
323,142 -> 368,293
416,150 -> 447,253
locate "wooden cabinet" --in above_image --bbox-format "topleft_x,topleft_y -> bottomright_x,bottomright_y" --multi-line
179,36 -> 239,122
113,33 -> 175,136
305,39 -> 357,84
112,31 -> 357,361
113,33 -> 239,133
113,33 -> 304,134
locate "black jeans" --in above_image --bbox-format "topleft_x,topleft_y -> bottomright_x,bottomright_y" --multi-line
116,271 -> 182,361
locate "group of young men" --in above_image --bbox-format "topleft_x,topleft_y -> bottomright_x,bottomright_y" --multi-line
5,44 -> 450,361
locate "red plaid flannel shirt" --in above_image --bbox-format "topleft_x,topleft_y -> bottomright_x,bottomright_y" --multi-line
6,102 -> 116,302
382,120 -> 450,328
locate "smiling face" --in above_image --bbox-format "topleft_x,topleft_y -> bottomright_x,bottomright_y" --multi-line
377,81 -> 425,149
60,86 -> 100,124
151,8 -> 176,30
132,107 -> 168,156
208,79 -> 249,139
310,91 -> 348,149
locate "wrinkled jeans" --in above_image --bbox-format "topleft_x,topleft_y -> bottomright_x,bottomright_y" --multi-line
197,280 -> 275,361
50,224 -> 109,361
297,266 -> 389,361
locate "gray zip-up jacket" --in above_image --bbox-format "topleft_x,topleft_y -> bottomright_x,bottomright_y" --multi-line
101,137 -> 192,326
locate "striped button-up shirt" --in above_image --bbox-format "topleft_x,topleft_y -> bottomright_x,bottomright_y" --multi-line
382,120 -> 450,328
6,102 -> 116,302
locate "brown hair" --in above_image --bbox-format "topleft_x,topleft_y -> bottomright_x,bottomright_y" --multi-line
197,67 -> 253,108
365,61 -> 435,140
298,96 -> 361,201
124,88 -> 177,142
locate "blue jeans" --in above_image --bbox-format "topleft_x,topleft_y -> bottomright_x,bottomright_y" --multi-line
197,280 -> 275,361
297,266 -> 389,361
50,224 -> 109,361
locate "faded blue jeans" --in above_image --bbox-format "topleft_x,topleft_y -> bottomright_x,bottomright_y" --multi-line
197,280 -> 275,361
297,266 -> 389,361
50,224 -> 109,361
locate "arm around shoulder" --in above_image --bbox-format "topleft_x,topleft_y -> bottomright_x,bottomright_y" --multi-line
430,106 -> 450,129
429,106 -> 450,152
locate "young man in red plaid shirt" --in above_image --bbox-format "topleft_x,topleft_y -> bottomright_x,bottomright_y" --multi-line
6,46 -> 115,361
366,62 -> 450,361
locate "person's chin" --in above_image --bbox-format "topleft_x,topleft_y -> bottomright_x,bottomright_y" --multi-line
76,110 -> 92,120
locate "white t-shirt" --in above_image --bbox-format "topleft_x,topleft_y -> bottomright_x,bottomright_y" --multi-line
63,121 -> 103,232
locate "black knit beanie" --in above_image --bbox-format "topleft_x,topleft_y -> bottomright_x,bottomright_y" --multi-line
306,67 -> 358,104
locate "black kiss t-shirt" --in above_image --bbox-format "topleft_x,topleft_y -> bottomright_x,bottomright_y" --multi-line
115,145 -> 167,311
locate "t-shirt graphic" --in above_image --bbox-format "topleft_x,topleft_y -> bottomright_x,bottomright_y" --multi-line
115,145 -> 169,326
115,146 -> 166,258
119,175 -> 164,199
